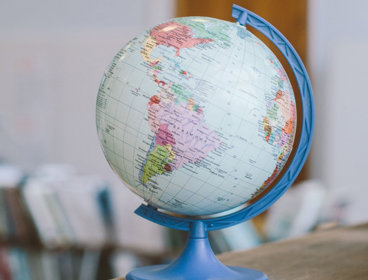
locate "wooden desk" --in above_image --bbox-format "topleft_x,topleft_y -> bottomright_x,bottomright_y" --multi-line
115,223 -> 368,280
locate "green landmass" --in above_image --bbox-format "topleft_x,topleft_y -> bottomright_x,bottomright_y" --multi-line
267,103 -> 279,120
141,145 -> 171,183
171,84 -> 191,104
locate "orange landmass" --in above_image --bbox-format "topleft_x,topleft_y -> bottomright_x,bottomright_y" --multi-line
149,95 -> 160,106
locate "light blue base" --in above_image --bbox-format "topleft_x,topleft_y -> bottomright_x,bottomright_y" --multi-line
126,222 -> 268,280
126,265 -> 267,280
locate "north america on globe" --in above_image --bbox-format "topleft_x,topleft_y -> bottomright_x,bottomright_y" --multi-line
96,17 -> 296,216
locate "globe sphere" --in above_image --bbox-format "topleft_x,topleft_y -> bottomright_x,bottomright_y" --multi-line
96,17 -> 297,216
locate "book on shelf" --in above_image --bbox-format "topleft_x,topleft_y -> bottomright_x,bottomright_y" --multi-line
0,245 -> 105,280
22,174 -> 113,248
0,163 -> 169,279
0,164 -> 115,279
0,165 -> 38,243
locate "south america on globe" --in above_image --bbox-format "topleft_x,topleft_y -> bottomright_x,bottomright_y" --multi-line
96,16 -> 297,216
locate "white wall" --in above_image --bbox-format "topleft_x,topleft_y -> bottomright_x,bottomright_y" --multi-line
308,0 -> 368,224
0,0 -> 174,173
0,0 -> 174,251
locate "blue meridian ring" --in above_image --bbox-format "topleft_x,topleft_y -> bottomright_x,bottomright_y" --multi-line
135,4 -> 315,232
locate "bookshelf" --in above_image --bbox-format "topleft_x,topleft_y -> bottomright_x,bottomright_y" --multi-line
0,164 -> 168,280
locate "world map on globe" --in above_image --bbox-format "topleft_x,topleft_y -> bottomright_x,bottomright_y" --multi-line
96,17 -> 296,216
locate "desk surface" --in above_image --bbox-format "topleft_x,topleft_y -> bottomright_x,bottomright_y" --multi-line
116,223 -> 368,280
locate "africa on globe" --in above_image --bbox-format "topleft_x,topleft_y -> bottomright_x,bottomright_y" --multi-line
96,16 -> 297,216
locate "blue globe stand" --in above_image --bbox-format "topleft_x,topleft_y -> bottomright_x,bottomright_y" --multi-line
127,221 -> 267,280
127,4 -> 314,280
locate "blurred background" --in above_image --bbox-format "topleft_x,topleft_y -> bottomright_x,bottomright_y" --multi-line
0,0 -> 367,279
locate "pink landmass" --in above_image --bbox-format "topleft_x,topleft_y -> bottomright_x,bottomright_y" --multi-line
147,102 -> 161,134
279,130 -> 290,147
156,123 -> 176,146
277,68 -> 288,82
150,21 -> 213,56
148,99 -> 221,169
274,90 -> 296,135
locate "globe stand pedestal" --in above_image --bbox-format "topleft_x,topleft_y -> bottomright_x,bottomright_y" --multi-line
126,221 -> 267,280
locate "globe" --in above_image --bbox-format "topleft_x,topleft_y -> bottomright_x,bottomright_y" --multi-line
96,16 -> 297,217
96,5 -> 314,280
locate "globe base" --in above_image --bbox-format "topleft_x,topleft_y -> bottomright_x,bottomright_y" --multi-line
126,265 -> 267,280
126,221 -> 268,280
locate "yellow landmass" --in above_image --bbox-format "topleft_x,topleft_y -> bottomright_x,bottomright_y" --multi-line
165,144 -> 175,161
141,36 -> 162,64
